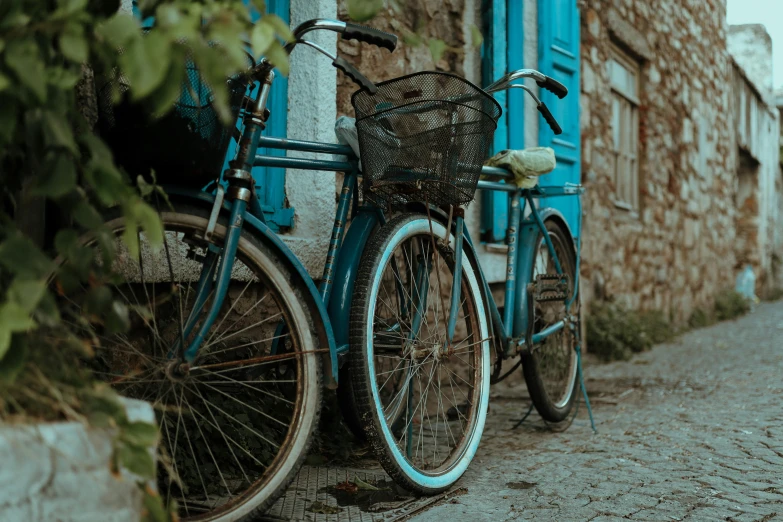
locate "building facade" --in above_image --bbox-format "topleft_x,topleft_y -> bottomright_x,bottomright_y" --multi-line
176,0 -> 782,321
578,0 -> 781,320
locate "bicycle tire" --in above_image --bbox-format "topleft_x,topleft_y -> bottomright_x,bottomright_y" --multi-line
78,202 -> 321,521
350,213 -> 490,494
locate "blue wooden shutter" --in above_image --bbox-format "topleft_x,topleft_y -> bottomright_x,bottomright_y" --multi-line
479,0 -> 509,243
133,1 -> 294,231
225,0 -> 293,231
538,0 -> 581,235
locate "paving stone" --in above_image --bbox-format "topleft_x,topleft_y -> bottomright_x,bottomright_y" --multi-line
411,303 -> 783,521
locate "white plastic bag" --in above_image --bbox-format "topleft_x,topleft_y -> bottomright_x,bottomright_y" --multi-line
735,264 -> 758,304
333,116 -> 361,169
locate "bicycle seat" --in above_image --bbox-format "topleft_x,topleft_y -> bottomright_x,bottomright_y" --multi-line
483,147 -> 556,188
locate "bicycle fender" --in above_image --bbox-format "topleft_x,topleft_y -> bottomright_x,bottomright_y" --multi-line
536,206 -> 578,257
327,210 -> 380,356
163,187 -> 340,388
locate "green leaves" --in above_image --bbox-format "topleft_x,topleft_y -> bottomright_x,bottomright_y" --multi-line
347,0 -> 383,22
7,280 -> 46,315
470,24 -> 483,48
120,421 -> 159,447
0,335 -> 28,384
42,110 -> 78,155
60,24 -> 89,63
34,153 -> 78,199
118,442 -> 156,477
265,42 -> 289,76
4,39 -> 47,102
0,234 -> 54,280
262,14 -> 294,43
97,13 -> 141,49
121,198 -> 163,259
120,32 -> 172,100
251,22 -> 275,57
0,302 -> 36,360
428,38 -> 447,64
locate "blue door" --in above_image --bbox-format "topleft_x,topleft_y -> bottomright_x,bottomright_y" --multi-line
538,0 -> 581,236
480,0 -> 581,242
479,0 -> 509,244
133,0 -> 294,231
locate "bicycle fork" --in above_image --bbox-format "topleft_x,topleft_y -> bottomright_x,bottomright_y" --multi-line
170,69 -> 275,365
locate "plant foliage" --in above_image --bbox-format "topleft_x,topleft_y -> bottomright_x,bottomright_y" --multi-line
0,0 -> 289,517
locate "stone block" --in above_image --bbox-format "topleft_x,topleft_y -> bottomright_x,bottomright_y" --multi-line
0,399 -> 154,522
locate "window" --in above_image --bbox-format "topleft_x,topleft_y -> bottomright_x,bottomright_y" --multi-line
609,44 -> 640,211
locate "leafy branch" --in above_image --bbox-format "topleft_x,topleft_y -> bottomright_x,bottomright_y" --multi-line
0,0 -> 292,518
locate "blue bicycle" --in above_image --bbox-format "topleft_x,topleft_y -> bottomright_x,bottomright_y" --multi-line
90,18 -> 399,521
345,69 -> 584,493
87,14 -> 581,519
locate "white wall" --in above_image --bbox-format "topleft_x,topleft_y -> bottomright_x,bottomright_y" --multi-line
280,0 -> 338,277
731,54 -> 782,287
728,24 -> 774,101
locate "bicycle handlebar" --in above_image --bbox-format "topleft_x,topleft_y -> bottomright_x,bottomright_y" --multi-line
537,76 -> 567,99
486,69 -> 566,135
289,19 -> 397,52
279,19 -> 395,94
342,23 -> 397,52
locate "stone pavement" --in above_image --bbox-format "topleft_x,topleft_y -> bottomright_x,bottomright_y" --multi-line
412,301 -> 783,521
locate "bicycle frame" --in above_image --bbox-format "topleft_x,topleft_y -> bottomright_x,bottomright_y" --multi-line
471,177 -> 583,361
170,55 -> 582,392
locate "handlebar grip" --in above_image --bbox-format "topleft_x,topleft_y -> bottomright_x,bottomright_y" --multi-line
537,76 -> 568,99
537,103 -> 562,135
333,56 -> 377,94
342,23 -> 397,52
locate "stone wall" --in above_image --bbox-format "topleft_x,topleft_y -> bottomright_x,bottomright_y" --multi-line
579,0 -> 738,322
335,0 -> 479,118
0,399 -> 155,522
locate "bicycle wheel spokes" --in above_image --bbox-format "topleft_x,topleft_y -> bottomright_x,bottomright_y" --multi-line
373,229 -> 481,474
523,222 -> 579,420
76,208 -> 320,521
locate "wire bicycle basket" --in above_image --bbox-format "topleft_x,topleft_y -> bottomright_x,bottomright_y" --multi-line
96,34 -> 252,189
352,71 -> 501,208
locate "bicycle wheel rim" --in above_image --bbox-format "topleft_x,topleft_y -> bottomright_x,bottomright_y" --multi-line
362,217 -> 490,490
77,209 -> 319,521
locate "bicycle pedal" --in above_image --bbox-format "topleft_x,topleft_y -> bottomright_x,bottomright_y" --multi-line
531,274 -> 569,302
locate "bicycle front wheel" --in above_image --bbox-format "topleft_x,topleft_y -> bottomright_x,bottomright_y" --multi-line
350,214 -> 490,494
78,203 -> 321,521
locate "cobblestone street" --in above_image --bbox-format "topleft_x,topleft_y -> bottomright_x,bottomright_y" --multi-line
412,301 -> 783,521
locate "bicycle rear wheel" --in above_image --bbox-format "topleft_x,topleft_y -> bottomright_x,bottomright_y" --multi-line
350,214 -> 490,494
521,219 -> 579,422
76,203 -> 321,521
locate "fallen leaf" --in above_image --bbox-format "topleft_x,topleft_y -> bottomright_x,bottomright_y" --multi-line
354,476 -> 381,491
306,501 -> 341,514
506,481 -> 537,490
335,481 -> 359,494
